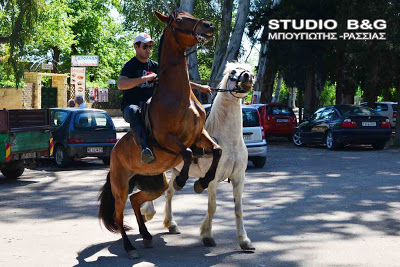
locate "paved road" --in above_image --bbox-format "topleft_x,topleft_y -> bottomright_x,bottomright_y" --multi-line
1,142 -> 400,266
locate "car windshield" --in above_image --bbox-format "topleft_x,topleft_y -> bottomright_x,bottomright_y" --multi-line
337,106 -> 380,117
266,106 -> 293,115
52,111 -> 68,127
242,109 -> 260,127
74,112 -> 112,128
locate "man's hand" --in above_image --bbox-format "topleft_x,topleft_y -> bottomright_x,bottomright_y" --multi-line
198,84 -> 211,94
144,73 -> 157,81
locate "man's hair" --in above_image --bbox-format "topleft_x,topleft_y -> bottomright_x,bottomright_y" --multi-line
135,41 -> 141,47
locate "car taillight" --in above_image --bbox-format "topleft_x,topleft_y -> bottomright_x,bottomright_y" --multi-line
67,138 -> 85,144
342,119 -> 357,128
393,111 -> 397,119
106,139 -> 117,143
381,119 -> 391,128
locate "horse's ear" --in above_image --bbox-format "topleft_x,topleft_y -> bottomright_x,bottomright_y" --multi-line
155,11 -> 169,24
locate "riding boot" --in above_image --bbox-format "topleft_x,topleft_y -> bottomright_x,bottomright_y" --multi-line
132,126 -> 156,164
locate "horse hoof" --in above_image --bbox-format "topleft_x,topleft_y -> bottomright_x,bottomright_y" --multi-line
168,225 -> 181,234
173,179 -> 183,191
127,250 -> 140,259
203,237 -> 216,247
143,238 -> 153,248
194,180 -> 205,194
240,242 -> 255,252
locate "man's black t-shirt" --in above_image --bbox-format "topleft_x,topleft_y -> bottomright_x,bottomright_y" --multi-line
120,57 -> 158,110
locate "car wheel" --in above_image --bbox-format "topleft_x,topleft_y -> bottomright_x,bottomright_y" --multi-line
54,145 -> 70,167
372,142 -> 386,150
326,131 -> 340,150
251,157 -> 266,168
292,131 -> 303,146
1,161 -> 24,179
102,157 -> 110,165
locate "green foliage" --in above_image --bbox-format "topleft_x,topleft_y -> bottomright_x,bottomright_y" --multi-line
319,81 -> 336,106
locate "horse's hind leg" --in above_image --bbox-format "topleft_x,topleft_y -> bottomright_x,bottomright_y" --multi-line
231,176 -> 255,251
164,168 -> 181,234
193,129 -> 222,193
109,168 -> 139,258
200,179 -> 218,247
129,173 -> 168,248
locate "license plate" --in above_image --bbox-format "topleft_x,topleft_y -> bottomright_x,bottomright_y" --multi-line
243,135 -> 252,140
21,152 -> 36,159
276,119 -> 289,123
87,147 -> 103,153
362,122 -> 376,127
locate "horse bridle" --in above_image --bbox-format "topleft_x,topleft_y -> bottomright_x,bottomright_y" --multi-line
168,14 -> 208,44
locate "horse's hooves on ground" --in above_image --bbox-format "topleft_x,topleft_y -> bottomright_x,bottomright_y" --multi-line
173,179 -> 183,191
143,238 -> 153,248
168,225 -> 181,234
240,242 -> 256,252
194,180 -> 205,194
127,250 -> 140,259
202,237 -> 216,247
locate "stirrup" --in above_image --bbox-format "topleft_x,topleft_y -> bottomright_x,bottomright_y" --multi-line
141,147 -> 156,164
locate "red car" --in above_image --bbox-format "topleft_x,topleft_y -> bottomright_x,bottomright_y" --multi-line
252,104 -> 297,140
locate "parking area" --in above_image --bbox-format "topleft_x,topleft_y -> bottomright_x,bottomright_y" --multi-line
1,143 -> 400,266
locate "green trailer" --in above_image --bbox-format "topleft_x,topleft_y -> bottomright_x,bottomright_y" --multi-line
0,109 -> 53,179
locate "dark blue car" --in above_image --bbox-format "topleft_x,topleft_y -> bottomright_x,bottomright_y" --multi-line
50,108 -> 117,167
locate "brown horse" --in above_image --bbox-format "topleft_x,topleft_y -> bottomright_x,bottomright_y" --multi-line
98,10 -> 221,258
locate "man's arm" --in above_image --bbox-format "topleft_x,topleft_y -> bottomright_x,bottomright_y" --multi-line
117,73 -> 157,90
190,82 -> 211,94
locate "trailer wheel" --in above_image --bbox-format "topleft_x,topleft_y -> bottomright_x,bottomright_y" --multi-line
1,161 -> 25,179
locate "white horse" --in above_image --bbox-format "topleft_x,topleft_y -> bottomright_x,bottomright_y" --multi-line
142,62 -> 255,251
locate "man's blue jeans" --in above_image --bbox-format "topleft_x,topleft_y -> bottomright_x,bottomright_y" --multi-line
123,105 -> 147,148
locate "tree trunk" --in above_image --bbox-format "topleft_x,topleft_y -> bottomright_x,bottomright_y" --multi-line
211,0 -> 250,83
298,86 -> 304,121
342,77 -> 356,104
273,75 -> 283,103
52,46 -> 60,73
335,48 -> 345,105
260,63 -> 276,103
288,87 -> 297,108
179,0 -> 205,102
304,63 -> 318,118
209,0 -> 234,90
254,35 -> 268,94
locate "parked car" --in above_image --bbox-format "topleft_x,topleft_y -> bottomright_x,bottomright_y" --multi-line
0,109 -> 53,179
292,105 -> 392,150
203,104 -> 267,168
361,101 -> 397,128
50,108 -> 117,167
252,103 -> 297,140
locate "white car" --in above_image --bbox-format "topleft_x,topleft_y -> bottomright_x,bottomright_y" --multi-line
203,104 -> 267,168
366,102 -> 397,128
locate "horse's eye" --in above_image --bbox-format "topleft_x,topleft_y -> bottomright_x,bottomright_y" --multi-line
231,70 -> 236,74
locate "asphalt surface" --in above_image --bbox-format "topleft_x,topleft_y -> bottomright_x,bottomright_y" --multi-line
1,141 -> 400,266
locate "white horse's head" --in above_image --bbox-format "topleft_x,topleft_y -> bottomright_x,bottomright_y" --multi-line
219,62 -> 254,99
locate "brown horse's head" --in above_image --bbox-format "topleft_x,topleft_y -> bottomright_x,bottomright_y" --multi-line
155,10 -> 216,48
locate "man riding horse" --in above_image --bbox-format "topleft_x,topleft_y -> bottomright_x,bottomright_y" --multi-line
118,32 -> 211,164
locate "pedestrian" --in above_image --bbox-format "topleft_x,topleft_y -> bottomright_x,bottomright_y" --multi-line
117,32 -> 211,164
67,99 -> 75,107
75,95 -> 87,108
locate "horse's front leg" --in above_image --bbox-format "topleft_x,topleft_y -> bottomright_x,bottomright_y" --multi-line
163,168 -> 181,234
161,133 -> 193,191
129,173 -> 168,248
193,129 -> 222,194
231,176 -> 255,251
200,179 -> 218,247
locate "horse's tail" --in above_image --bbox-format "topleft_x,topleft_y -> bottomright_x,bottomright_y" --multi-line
98,172 -> 119,233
